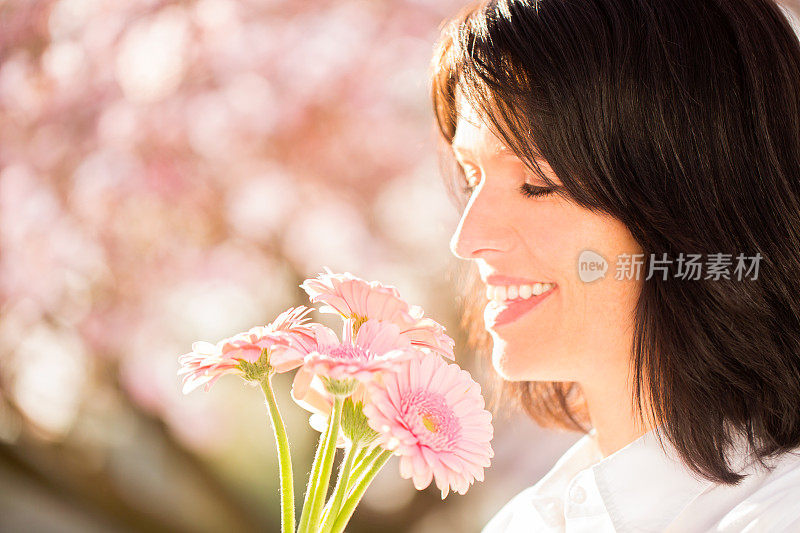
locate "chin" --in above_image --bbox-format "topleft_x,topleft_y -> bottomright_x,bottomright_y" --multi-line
490,335 -> 569,382
490,339 -> 531,381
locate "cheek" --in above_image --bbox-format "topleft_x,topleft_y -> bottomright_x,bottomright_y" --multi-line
538,209 -> 642,343
490,205 -> 642,381
568,215 -> 643,352
583,276 -> 641,329
550,208 -> 643,283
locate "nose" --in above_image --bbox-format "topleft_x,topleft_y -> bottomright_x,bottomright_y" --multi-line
449,187 -> 515,260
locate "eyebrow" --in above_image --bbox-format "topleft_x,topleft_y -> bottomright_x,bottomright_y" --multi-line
451,143 -> 515,158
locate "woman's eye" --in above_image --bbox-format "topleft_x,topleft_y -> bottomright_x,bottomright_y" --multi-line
459,165 -> 560,199
520,170 -> 560,198
519,183 -> 558,198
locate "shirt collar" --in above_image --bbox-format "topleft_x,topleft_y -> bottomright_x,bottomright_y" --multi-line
531,426 -> 758,531
591,427 -> 717,530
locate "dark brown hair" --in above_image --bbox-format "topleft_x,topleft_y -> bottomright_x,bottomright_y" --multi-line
430,0 -> 800,484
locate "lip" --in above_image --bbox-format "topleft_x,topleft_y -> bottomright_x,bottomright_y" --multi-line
484,284 -> 557,328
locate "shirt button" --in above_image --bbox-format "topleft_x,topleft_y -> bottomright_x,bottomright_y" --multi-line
569,484 -> 587,504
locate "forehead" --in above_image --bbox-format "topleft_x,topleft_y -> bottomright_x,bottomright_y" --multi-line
452,90 -> 510,157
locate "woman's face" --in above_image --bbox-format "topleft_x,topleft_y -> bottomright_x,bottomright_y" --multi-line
450,95 -> 643,383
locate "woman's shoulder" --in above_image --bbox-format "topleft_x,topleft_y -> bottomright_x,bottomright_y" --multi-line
481,485 -> 560,533
671,448 -> 800,531
723,449 -> 800,526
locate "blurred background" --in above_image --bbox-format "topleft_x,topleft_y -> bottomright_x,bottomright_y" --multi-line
1,1 -> 798,532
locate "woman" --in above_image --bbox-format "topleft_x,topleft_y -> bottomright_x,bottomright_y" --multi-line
430,0 -> 800,531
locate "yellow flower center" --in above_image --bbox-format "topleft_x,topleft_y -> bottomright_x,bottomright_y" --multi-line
422,414 -> 439,432
351,315 -> 368,336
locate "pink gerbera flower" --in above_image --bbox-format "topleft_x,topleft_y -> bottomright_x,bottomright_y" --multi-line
300,267 -> 456,360
304,318 -> 417,383
266,322 -> 337,373
276,317 -> 417,396
178,305 -> 316,393
363,356 -> 494,499
403,304 -> 456,360
300,267 -> 412,323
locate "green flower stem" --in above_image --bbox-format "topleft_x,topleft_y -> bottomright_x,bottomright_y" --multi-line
319,444 -> 371,526
345,445 -> 382,495
329,449 -> 393,533
259,375 -> 294,533
297,432 -> 328,533
349,446 -> 369,474
318,443 -> 359,533
297,396 -> 344,533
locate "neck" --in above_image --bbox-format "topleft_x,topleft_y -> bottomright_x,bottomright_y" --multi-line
580,365 -> 654,458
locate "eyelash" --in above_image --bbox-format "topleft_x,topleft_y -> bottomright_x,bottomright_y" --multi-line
460,167 -> 557,199
520,183 -> 558,198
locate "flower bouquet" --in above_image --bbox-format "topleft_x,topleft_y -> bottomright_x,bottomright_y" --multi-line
178,268 -> 494,533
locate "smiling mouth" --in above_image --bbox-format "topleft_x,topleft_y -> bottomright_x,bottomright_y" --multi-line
484,284 -> 557,328
485,282 -> 556,302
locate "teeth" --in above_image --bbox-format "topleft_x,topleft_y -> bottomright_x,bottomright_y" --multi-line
495,286 -> 507,301
519,284 -> 532,298
486,282 -> 554,302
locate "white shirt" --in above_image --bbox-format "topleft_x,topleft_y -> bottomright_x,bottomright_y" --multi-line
482,426 -> 800,532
